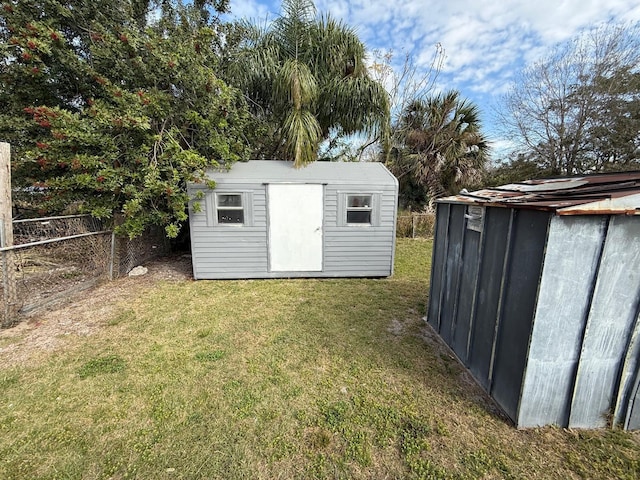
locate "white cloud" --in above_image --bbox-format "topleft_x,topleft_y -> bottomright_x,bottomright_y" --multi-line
226,0 -> 275,20
227,0 -> 637,142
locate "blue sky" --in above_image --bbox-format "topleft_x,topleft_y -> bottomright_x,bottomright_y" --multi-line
224,0 -> 640,157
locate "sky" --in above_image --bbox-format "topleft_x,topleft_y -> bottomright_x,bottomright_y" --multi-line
223,0 -> 640,157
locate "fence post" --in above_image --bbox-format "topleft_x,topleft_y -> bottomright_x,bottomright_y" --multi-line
412,213 -> 417,239
0,142 -> 18,327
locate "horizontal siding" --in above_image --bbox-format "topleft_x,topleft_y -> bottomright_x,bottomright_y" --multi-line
191,216 -> 268,278
195,251 -> 266,259
190,227 -> 265,237
194,257 -> 266,267
188,185 -> 268,228
195,270 -> 390,279
323,226 -> 394,275
324,249 -> 393,257
324,229 -> 394,242
189,180 -> 396,279
252,190 -> 267,227
324,189 -> 338,225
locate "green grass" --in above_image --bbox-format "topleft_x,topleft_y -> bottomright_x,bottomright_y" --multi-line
0,239 -> 638,479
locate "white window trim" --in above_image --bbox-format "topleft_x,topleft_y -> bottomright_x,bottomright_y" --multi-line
346,194 -> 373,225
337,191 -> 382,227
209,191 -> 253,227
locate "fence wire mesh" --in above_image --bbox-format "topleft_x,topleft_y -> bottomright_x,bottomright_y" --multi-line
0,212 -> 173,327
13,215 -> 104,245
396,213 -> 436,238
114,226 -> 170,277
1,233 -> 113,326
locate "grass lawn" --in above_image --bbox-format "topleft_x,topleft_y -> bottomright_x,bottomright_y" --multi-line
0,238 -> 638,479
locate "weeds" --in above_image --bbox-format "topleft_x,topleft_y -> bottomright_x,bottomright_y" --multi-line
77,354 -> 126,379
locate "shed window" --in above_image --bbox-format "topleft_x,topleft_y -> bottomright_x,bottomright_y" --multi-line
216,193 -> 244,224
346,194 -> 372,224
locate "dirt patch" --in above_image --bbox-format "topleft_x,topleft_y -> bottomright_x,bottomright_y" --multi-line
0,254 -> 193,367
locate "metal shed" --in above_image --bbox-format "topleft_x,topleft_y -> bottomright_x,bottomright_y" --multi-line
427,171 -> 640,430
187,160 -> 398,279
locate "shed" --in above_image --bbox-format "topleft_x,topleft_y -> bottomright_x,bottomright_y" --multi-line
426,171 -> 640,430
187,160 -> 398,279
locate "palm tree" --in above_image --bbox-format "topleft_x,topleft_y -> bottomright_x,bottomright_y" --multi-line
388,91 -> 489,209
225,0 -> 389,167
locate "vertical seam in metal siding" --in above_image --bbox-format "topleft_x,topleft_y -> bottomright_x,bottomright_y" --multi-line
515,211 -> 552,427
449,206 -> 468,355
435,204 -> 452,333
624,362 -> 640,430
567,215 -> 610,427
426,203 -> 442,325
466,208 -> 488,363
488,208 -> 516,393
612,280 -> 640,427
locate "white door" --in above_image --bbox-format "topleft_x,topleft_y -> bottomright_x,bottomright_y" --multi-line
268,184 -> 323,272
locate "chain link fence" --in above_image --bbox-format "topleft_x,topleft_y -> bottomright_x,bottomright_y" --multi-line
13,214 -> 105,245
113,226 -> 170,278
1,216 -> 170,327
396,213 -> 436,238
1,232 -> 113,326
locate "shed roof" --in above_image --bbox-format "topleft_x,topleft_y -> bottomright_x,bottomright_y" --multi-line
440,170 -> 640,215
201,160 -> 397,186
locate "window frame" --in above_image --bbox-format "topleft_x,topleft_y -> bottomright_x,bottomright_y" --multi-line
338,191 -> 381,227
210,191 -> 253,227
346,194 -> 374,225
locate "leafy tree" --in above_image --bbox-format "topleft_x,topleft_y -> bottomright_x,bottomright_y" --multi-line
498,22 -> 640,176
224,0 -> 389,167
1,0 -> 251,238
584,66 -> 640,171
387,91 -> 489,210
485,153 -> 554,187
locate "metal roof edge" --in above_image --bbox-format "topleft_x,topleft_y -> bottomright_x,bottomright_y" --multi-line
556,193 -> 640,216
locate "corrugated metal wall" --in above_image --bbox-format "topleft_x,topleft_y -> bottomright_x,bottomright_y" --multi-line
428,204 -> 640,430
428,204 -> 550,421
517,216 -> 608,428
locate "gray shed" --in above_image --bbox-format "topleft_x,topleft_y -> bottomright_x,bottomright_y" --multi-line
427,171 -> 640,430
187,160 -> 398,279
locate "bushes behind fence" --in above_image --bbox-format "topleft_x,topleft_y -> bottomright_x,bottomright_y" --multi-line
396,213 -> 436,238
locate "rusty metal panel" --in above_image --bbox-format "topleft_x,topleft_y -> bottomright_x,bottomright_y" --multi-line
467,207 -> 512,390
557,193 -> 640,215
517,216 -> 607,428
439,171 -> 640,215
569,215 -> 640,428
490,209 -> 550,421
